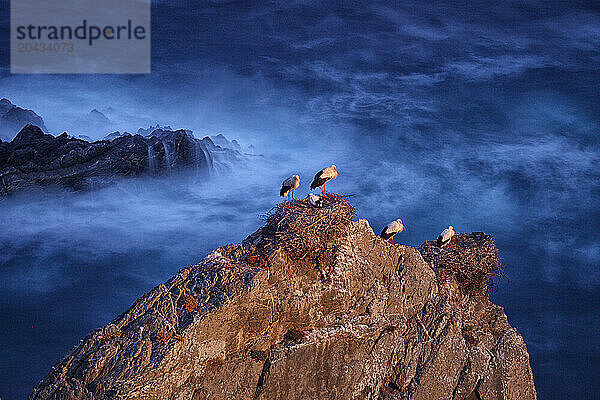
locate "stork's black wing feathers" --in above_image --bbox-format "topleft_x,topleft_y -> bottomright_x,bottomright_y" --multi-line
380,227 -> 393,240
280,184 -> 291,197
436,236 -> 444,247
310,170 -> 324,189
311,177 -> 330,190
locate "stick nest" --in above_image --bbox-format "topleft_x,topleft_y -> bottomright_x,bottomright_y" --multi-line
418,232 -> 504,296
260,194 -> 356,261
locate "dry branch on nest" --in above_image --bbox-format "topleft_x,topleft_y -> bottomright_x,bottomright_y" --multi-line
260,194 -> 356,262
419,232 -> 504,295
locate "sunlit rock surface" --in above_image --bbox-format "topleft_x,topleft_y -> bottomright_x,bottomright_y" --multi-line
29,198 -> 536,400
0,125 -> 245,195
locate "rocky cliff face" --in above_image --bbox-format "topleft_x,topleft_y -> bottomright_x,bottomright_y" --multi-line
0,125 -> 244,195
29,197 -> 536,400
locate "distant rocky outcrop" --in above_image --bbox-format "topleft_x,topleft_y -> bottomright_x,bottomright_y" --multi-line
0,98 -> 47,140
77,134 -> 93,142
148,128 -> 244,174
71,109 -> 115,138
213,133 -> 242,151
87,109 -> 111,125
29,197 -> 537,400
103,131 -> 128,141
137,125 -> 173,137
0,125 -> 245,195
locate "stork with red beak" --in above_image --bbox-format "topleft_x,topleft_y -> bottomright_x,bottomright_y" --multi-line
380,219 -> 406,244
280,175 -> 300,206
310,164 -> 339,196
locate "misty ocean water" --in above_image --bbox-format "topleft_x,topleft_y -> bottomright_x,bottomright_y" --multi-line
1,1 -> 600,399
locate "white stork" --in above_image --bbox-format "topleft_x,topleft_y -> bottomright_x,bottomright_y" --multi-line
308,193 -> 324,208
310,164 -> 339,195
437,226 -> 455,247
280,175 -> 300,206
380,219 -> 406,244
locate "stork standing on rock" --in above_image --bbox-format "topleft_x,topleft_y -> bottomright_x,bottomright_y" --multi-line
280,175 -> 300,206
310,165 -> 339,196
380,219 -> 406,244
437,226 -> 455,247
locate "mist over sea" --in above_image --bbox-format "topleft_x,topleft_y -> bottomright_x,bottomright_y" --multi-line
1,2 -> 599,399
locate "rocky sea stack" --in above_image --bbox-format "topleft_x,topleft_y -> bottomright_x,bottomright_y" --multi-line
0,125 -> 244,195
29,196 -> 536,400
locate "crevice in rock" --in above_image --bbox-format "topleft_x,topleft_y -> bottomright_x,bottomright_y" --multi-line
473,378 -> 483,400
253,358 -> 271,399
451,359 -> 471,399
406,317 -> 452,397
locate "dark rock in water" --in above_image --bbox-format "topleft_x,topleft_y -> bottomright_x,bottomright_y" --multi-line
28,198 -> 537,400
0,98 -> 47,140
148,127 -> 193,139
0,125 -> 244,195
11,123 -> 47,145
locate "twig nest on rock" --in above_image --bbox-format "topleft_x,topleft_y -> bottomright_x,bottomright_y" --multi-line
261,194 -> 356,262
419,232 -> 504,296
